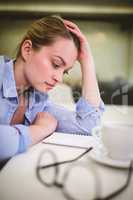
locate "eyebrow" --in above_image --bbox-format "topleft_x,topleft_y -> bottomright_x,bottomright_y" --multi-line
64,66 -> 73,74
54,55 -> 66,66
53,55 -> 73,71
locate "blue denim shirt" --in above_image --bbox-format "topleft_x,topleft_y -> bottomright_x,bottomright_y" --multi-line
0,56 -> 104,159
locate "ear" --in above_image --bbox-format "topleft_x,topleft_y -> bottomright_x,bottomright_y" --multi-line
21,40 -> 32,61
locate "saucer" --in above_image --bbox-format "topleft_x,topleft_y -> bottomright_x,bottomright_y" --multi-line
89,149 -> 131,168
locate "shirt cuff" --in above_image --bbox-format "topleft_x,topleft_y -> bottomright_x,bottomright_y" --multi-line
76,96 -> 105,119
13,124 -> 32,153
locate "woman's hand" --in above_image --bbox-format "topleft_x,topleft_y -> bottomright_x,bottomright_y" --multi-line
64,19 -> 101,107
29,112 -> 58,145
33,112 -> 57,131
64,20 -> 92,66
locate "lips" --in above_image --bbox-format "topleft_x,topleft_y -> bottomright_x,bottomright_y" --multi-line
45,82 -> 55,88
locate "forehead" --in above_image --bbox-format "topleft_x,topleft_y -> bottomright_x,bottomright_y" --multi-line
44,37 -> 78,67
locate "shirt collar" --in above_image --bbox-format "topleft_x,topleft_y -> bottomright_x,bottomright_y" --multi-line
2,57 -> 49,108
2,58 -> 18,98
29,88 -> 48,109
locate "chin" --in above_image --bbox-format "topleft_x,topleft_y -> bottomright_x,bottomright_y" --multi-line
40,87 -> 53,93
46,87 -> 53,92
34,83 -> 54,93
33,85 -> 47,93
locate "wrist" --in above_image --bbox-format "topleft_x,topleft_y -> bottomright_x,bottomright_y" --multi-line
80,58 -> 95,72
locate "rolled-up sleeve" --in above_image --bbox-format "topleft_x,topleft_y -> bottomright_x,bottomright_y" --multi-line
75,97 -> 105,133
44,96 -> 105,135
0,124 -> 31,161
13,124 -> 32,153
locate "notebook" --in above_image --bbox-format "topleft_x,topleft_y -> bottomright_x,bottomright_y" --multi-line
43,132 -> 99,149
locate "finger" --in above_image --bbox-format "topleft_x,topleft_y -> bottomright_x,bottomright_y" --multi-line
66,25 -> 85,42
65,24 -> 83,38
64,20 -> 80,31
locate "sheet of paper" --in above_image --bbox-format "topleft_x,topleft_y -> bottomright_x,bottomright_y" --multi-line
43,132 -> 99,149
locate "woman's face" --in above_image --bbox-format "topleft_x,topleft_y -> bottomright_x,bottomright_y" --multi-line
23,37 -> 78,93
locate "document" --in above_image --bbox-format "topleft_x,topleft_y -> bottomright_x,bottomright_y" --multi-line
43,132 -> 99,149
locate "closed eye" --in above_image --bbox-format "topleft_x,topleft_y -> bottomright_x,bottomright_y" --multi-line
63,70 -> 69,75
64,66 -> 73,75
53,63 -> 60,69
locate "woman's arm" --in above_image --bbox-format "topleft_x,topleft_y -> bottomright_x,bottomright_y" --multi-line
44,97 -> 104,135
42,20 -> 104,135
64,20 -> 101,108
0,112 -> 57,162
29,112 -> 57,145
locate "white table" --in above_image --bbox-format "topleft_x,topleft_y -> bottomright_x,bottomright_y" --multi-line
0,105 -> 133,200
102,105 -> 133,124
0,142 -> 133,200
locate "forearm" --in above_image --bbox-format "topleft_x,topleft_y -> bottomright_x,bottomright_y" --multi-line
29,125 -> 53,146
0,125 -> 20,161
29,112 -> 57,145
64,20 -> 101,108
80,55 -> 101,108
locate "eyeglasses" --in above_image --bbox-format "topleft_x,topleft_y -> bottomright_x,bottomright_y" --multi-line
36,147 -> 133,200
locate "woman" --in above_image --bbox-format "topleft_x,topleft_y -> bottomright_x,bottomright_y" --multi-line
0,15 -> 104,162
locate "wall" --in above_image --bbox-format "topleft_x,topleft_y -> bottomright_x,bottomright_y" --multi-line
129,26 -> 133,84
64,20 -> 132,85
0,18 -> 132,85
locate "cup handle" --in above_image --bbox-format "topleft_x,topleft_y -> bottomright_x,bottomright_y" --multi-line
92,126 -> 108,155
92,126 -> 101,140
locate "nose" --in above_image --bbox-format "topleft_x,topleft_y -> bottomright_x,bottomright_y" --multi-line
52,70 -> 63,83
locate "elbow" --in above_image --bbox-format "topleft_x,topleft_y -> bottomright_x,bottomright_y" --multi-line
0,125 -> 28,163
76,114 -> 102,136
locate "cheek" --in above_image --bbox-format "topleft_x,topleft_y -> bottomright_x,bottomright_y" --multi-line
26,55 -> 53,83
39,61 -> 52,77
35,59 -> 53,82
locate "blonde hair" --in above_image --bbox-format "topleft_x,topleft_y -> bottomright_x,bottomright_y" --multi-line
16,15 -> 80,58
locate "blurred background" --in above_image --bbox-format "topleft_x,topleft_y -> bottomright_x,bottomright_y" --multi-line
0,0 -> 133,105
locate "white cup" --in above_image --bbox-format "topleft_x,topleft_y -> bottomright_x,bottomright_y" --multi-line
93,122 -> 133,161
